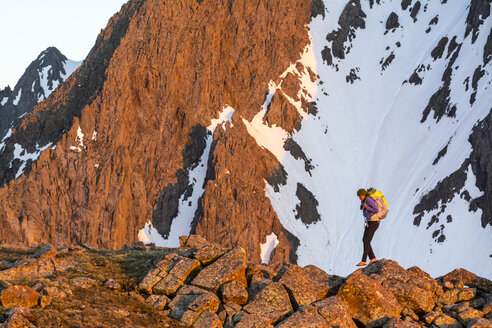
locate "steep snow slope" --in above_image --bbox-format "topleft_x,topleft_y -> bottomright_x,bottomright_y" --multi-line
139,0 -> 491,278
260,0 -> 491,278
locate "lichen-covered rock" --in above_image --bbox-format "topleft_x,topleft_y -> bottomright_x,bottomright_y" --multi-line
457,308 -> 485,325
442,269 -> 492,293
180,235 -> 211,249
276,305 -> 329,327
153,257 -> 201,296
438,288 -> 460,305
192,247 -> 247,293
338,272 -> 402,327
467,318 -> 492,327
0,285 -> 39,309
146,294 -> 170,310
315,296 -> 356,328
382,279 -> 435,314
194,244 -> 227,266
433,313 -> 464,327
458,288 -> 476,301
246,263 -> 277,282
220,280 -> 248,305
242,281 -> 292,325
362,259 -> 411,283
274,264 -> 318,309
423,311 -> 441,325
302,265 -> 332,299
192,309 -> 222,328
168,285 -> 220,327
382,317 -> 421,328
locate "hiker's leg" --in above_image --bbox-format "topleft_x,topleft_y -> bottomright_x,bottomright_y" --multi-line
361,226 -> 370,262
363,221 -> 380,261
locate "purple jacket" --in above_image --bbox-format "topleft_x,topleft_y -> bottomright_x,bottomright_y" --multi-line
362,196 -> 379,219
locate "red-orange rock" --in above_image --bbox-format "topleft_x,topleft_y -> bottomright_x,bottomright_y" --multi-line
338,272 -> 402,326
0,285 -> 39,309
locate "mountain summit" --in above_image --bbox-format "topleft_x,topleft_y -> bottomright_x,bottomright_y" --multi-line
0,47 -> 81,142
0,0 -> 490,279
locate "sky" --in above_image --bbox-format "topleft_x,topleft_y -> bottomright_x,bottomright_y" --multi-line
0,0 -> 128,89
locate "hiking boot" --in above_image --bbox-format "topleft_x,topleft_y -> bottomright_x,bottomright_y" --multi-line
369,258 -> 378,264
356,261 -> 366,266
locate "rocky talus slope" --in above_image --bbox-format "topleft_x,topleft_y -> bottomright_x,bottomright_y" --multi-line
0,235 -> 490,328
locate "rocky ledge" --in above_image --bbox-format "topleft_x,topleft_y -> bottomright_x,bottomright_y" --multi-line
0,235 -> 490,328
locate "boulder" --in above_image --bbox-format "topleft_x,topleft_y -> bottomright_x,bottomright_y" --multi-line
302,265 -> 332,299
467,318 -> 492,327
422,311 -> 441,325
362,259 -> 410,283
230,312 -> 274,328
104,278 -> 121,290
3,308 -> 36,328
457,308 -> 485,325
168,285 -> 221,327
192,309 -> 222,328
315,296 -> 356,328
41,286 -> 66,300
433,314 -> 464,327
70,277 -> 99,289
276,305 -> 329,327
153,257 -> 201,296
155,253 -> 181,271
338,272 -> 402,327
146,294 -> 170,310
194,244 -> 227,266
220,280 -> 248,305
274,264 -> 318,309
180,235 -> 211,249
382,317 -> 421,328
458,288 -> 476,301
442,269 -> 492,293
407,266 -> 438,293
242,281 -> 293,325
382,279 -> 435,314
0,285 -> 39,308
246,263 -> 277,282
192,247 -> 247,293
438,288 -> 460,305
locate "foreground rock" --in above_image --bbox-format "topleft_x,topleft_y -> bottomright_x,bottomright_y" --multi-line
0,235 -> 491,328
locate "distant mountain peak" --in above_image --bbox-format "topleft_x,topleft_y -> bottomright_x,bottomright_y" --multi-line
0,46 -> 82,142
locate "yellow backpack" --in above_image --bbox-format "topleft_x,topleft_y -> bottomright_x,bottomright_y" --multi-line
367,188 -> 389,219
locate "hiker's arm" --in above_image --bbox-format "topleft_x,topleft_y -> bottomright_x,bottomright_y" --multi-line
364,198 -> 378,213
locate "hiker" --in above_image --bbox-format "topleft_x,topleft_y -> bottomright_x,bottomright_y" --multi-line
356,188 -> 388,266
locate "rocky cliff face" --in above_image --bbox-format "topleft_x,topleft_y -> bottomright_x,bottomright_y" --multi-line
0,235 -> 491,327
0,0 -> 317,268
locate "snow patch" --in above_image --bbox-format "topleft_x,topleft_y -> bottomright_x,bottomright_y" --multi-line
139,105 -> 235,246
62,59 -> 82,80
71,126 -> 86,152
13,89 -> 21,105
11,142 -> 53,179
91,131 -> 98,141
1,97 -> 7,106
138,221 -> 168,245
260,232 -> 280,264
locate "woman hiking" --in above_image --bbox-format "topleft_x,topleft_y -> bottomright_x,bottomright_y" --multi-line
356,188 -> 387,266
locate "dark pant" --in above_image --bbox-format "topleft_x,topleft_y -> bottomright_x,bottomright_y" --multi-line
362,220 -> 380,262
